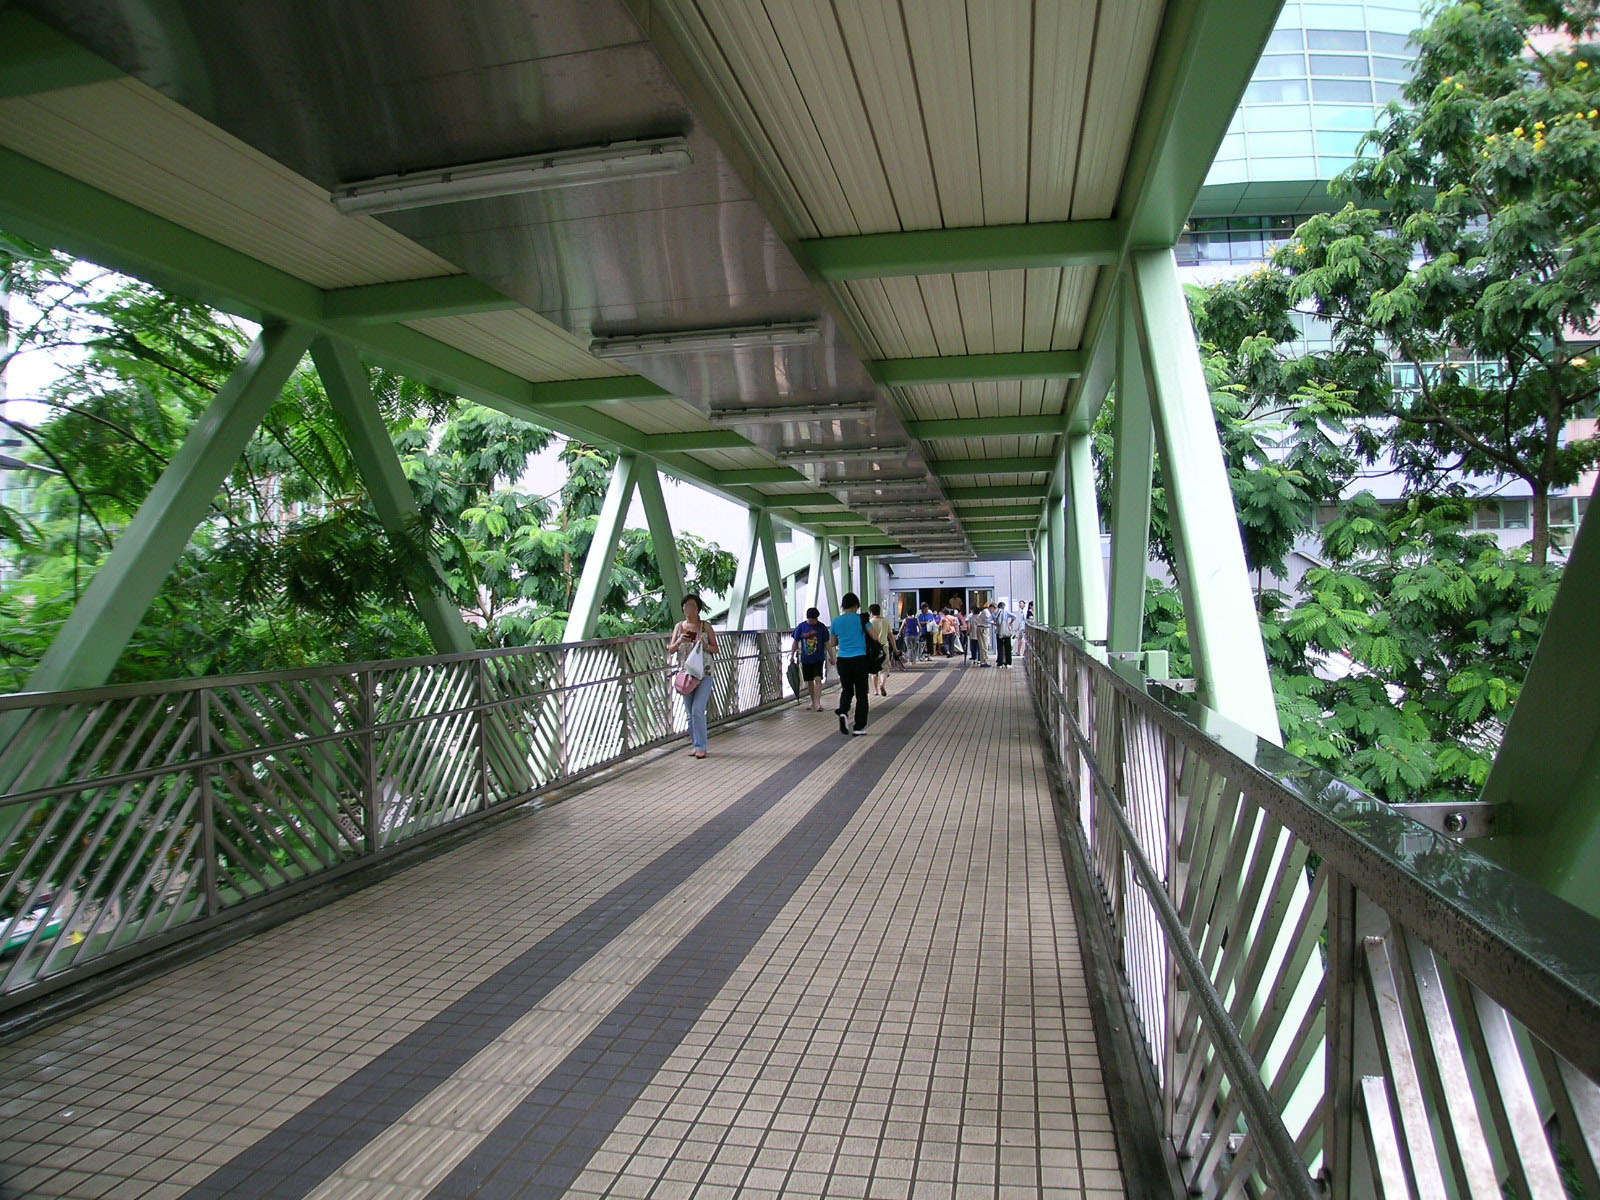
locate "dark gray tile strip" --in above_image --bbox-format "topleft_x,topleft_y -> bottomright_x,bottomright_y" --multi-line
183,670 -> 939,1200
426,667 -> 966,1200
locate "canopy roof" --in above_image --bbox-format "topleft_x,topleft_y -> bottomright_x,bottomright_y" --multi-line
0,0 -> 1280,558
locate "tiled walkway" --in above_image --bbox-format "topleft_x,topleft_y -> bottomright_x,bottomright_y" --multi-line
0,660 -> 1122,1199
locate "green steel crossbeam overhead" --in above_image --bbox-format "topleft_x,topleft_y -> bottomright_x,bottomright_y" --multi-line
713,467 -> 809,485
640,430 -> 753,452
946,485 -> 1048,502
871,351 -> 1086,387
0,145 -> 858,532
0,10 -> 123,98
933,457 -> 1055,477
800,219 -> 1122,280
904,415 -> 1066,440
950,502 -> 1042,517
321,275 -> 522,324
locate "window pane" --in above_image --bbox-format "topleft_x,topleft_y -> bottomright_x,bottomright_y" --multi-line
1317,130 -> 1364,155
1256,53 -> 1308,78
1372,56 -> 1412,81
1246,79 -> 1312,103
1312,78 -> 1374,103
1476,503 -> 1502,530
1250,130 -> 1316,156
1309,54 -> 1370,76
1375,81 -> 1404,102
1369,32 -> 1414,55
1502,498 -> 1529,529
1307,29 -> 1366,50
1548,496 -> 1575,526
1247,104 -> 1315,132
1266,28 -> 1305,51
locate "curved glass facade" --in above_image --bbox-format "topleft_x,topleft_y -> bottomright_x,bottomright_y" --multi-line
1196,0 -> 1424,216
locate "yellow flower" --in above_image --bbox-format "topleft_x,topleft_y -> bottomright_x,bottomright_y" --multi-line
1456,82 -> 1465,90
1578,60 -> 1590,70
1514,125 -> 1525,136
1534,121 -> 1546,130
1574,356 -> 1590,367
1589,109 -> 1598,119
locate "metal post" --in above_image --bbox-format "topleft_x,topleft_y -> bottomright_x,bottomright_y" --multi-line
840,537 -> 855,595
1064,432 -> 1108,643
474,658 -> 490,811
1131,249 -> 1278,742
27,324 -> 314,693
565,454 -> 640,641
756,511 -> 789,631
727,508 -> 762,628
311,338 -> 475,654
1108,279 -> 1156,656
1478,497 -> 1600,917
810,534 -> 840,618
1048,493 -> 1068,629
634,465 -> 686,622
194,690 -> 220,916
359,669 -> 379,851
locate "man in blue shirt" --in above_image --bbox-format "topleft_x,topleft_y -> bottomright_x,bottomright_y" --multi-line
916,602 -> 938,658
828,592 -> 880,736
789,607 -> 831,711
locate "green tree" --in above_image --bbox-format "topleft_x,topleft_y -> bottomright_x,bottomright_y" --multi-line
1280,0 -> 1600,565
0,234 -> 735,685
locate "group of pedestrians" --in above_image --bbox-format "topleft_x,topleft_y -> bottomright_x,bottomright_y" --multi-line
902,600 -> 1028,667
671,593 -> 1032,756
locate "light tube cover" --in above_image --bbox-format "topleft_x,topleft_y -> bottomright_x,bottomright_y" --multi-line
591,322 -> 821,358
332,137 -> 692,215
778,444 -> 909,463
709,402 -> 876,425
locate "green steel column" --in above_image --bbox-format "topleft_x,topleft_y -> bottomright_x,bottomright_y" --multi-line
1107,282 -> 1156,655
1063,432 -> 1108,642
1132,249 -> 1278,742
810,534 -> 840,618
1479,502 -> 1600,917
634,465 -> 686,621
787,572 -> 803,624
310,338 -> 474,655
726,509 -> 762,629
859,553 -> 878,609
1049,493 -> 1068,629
756,511 -> 789,631
27,324 -> 314,693
564,454 -> 640,641
839,537 -> 855,596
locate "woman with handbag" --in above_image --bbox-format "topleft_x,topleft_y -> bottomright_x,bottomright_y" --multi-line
668,593 -> 719,758
867,603 -> 894,698
828,592 -> 881,737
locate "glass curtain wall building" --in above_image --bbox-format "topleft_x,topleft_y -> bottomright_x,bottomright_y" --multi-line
1176,0 -> 1590,552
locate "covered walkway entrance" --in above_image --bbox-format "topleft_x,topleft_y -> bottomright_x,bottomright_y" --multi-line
0,663 -> 1125,1200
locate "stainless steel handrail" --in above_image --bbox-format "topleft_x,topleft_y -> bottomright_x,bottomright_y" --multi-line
0,629 -> 791,1012
1027,625 -> 1600,1198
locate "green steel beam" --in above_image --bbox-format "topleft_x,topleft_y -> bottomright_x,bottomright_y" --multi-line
951,502 -> 1044,518
946,484 -> 1048,502
641,430 -> 752,452
1063,433 -> 1107,642
28,324 -> 314,692
801,219 -> 1122,280
726,510 -> 763,628
872,350 -> 1086,386
757,512 -> 789,631
934,456 -> 1055,477
310,338 -> 475,655
1107,279 -> 1156,656
962,516 -> 1036,528
635,465 -> 686,620
564,454 -> 641,641
0,11 -> 123,98
1478,502 -> 1600,918
715,467 -> 808,485
321,275 -> 521,324
903,415 -> 1066,440
810,535 -> 841,618
1133,249 -> 1277,741
525,375 -> 674,407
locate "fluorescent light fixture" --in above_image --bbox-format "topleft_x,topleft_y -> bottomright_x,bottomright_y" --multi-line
708,402 -> 876,425
591,321 -> 821,359
778,445 -> 909,463
827,472 -> 928,487
332,137 -> 692,215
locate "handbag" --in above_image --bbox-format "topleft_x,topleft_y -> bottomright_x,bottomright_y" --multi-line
787,661 -> 803,697
674,670 -> 700,696
863,615 -> 886,673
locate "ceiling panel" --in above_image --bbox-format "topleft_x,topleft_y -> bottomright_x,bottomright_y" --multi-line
405,312 -> 623,384
1073,0 -> 1166,219
903,3 -> 983,227
1029,1 -> 1098,222
970,0 -> 1033,226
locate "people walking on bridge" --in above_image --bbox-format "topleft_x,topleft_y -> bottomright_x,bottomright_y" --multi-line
917,602 -> 937,657
829,592 -> 880,736
789,606 -> 830,712
939,608 -> 958,656
970,603 -> 994,667
900,611 -> 921,662
996,601 -> 1016,669
668,593 -> 719,758
868,603 -> 894,698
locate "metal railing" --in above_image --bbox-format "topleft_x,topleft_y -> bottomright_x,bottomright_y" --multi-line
1027,625 -> 1600,1199
0,629 -> 788,1011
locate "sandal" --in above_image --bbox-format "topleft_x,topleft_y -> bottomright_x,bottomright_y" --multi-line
692,750 -> 707,759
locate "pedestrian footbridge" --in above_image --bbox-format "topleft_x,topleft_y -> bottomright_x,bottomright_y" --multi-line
2,632 -> 1597,1199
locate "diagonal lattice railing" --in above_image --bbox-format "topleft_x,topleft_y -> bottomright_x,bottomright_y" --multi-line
1027,625 -> 1600,1199
0,630 -> 789,1013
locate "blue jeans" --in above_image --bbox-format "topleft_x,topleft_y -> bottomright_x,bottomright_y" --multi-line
683,676 -> 713,750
